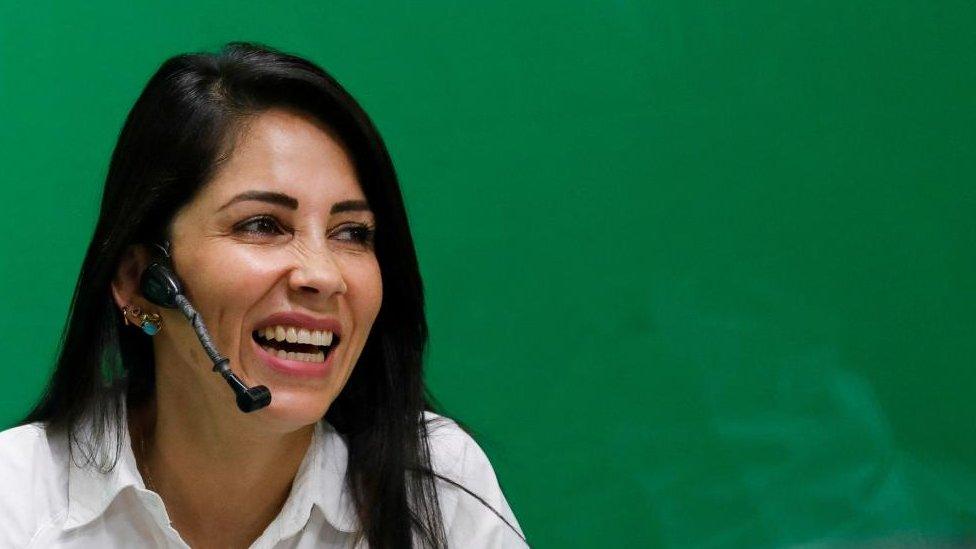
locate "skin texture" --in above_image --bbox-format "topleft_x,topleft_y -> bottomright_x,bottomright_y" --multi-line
110,108 -> 382,548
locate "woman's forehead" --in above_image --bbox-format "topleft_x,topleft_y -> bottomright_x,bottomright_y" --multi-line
203,109 -> 365,209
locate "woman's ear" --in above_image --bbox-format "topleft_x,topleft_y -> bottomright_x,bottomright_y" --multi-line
111,244 -> 153,310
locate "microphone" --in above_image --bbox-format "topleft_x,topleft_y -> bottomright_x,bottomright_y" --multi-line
138,242 -> 272,413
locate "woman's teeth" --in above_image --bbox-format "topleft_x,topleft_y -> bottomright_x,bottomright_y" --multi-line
262,325 -> 334,346
260,345 -> 326,363
255,325 -> 336,364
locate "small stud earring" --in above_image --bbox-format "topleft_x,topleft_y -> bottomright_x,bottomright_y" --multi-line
121,304 -> 163,336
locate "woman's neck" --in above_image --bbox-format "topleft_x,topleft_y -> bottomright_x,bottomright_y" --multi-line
128,390 -> 314,548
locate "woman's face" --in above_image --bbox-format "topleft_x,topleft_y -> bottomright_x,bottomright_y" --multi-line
152,108 -> 382,430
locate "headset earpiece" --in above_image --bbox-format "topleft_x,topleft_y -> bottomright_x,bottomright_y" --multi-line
140,262 -> 182,308
138,241 -> 183,308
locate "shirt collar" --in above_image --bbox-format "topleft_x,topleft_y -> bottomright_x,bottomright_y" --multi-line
62,397 -> 143,530
276,420 -> 359,537
63,398 -> 359,536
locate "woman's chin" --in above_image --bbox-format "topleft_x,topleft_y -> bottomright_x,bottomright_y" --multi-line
236,345 -> 347,431
250,388 -> 334,431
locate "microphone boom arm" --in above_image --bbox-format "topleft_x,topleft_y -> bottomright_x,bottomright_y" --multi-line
139,248 -> 272,414
172,293 -> 272,413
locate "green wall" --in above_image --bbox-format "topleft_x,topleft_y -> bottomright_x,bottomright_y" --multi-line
1,2 -> 974,547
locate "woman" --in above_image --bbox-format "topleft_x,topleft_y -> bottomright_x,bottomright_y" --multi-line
0,42 -> 526,548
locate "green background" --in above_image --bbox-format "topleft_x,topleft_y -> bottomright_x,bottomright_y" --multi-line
1,2 -> 974,547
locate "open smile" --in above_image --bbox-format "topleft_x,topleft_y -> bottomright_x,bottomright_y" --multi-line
251,325 -> 339,363
248,312 -> 344,377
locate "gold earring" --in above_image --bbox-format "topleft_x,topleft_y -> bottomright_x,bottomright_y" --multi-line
121,304 -> 163,336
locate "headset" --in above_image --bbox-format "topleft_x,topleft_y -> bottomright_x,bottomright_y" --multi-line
139,241 -> 272,413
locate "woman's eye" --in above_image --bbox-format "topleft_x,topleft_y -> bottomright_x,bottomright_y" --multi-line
333,223 -> 376,247
235,216 -> 286,236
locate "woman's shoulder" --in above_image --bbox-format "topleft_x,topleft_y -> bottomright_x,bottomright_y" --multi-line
422,412 -> 502,483
422,411 -> 474,476
0,421 -> 65,481
0,422 -> 70,545
420,411 -> 527,546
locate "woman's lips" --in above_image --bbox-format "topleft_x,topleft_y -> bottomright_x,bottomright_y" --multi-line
251,336 -> 337,378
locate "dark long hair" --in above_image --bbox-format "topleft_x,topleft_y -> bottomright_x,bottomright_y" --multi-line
20,42 -> 450,547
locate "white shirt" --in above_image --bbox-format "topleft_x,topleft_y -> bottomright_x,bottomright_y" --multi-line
0,406 -> 526,548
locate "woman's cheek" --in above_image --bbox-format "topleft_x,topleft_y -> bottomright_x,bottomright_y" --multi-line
359,263 -> 383,327
345,255 -> 380,295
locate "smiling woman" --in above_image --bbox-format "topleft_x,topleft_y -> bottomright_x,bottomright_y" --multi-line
0,43 -> 525,548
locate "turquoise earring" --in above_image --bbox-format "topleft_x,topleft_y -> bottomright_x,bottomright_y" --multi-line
121,304 -> 163,336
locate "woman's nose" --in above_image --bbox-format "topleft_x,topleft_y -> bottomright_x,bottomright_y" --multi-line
287,244 -> 348,296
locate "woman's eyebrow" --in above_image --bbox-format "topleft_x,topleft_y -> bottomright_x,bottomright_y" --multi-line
217,192 -> 371,214
331,199 -> 371,214
218,190 -> 298,211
